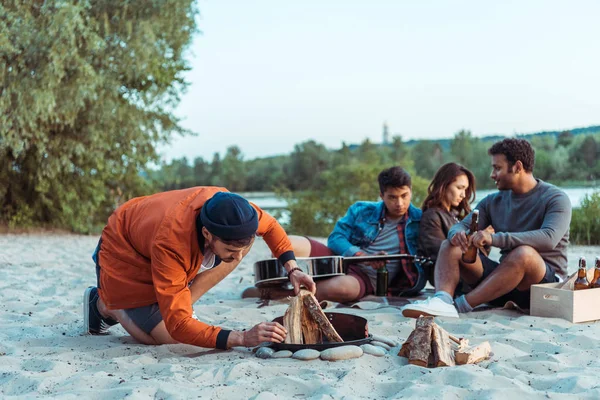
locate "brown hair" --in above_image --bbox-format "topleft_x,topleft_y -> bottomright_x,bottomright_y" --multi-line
422,162 -> 476,219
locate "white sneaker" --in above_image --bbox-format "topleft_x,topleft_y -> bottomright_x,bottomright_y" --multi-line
401,296 -> 459,319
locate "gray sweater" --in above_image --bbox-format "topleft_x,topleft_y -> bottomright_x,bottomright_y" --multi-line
448,179 -> 571,280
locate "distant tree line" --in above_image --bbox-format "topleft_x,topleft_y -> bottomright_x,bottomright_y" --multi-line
151,129 -> 600,194
149,129 -> 600,238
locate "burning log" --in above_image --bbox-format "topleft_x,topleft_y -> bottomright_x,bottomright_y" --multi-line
282,289 -> 343,344
398,316 -> 490,367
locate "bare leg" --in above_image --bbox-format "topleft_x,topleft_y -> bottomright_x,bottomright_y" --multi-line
315,275 -> 362,303
97,298 -> 168,345
465,246 -> 546,308
434,240 -> 485,295
287,235 -> 312,257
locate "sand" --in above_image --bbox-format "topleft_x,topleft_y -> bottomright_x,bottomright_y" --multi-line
1,234 -> 600,399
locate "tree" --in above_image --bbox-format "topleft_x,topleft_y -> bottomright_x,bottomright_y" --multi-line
285,140 -> 331,191
209,153 -> 222,186
413,140 -> 444,180
220,145 -> 246,191
0,1 -> 198,232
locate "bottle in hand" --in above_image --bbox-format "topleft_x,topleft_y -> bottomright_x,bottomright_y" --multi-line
462,210 -> 480,264
376,265 -> 388,296
574,257 -> 590,290
590,257 -> 600,289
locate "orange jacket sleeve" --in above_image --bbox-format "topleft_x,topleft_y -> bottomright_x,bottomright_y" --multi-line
252,203 -> 296,265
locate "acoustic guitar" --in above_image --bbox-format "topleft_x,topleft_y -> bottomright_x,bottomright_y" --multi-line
253,254 -> 431,288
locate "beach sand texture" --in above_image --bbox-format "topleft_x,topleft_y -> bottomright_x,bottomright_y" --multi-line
1,234 -> 600,399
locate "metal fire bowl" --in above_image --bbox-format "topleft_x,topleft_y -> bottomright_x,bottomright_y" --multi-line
269,312 -> 373,351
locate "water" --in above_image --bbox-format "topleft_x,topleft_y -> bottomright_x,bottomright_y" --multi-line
243,187 -> 599,213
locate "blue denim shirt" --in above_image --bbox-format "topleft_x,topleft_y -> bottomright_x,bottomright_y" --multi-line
327,201 -> 422,257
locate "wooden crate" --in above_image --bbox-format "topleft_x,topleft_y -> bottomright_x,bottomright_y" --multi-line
530,282 -> 600,323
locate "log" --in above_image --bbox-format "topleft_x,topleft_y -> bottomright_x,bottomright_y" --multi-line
283,294 -> 303,344
431,322 -> 455,367
455,341 -> 491,365
398,316 -> 434,367
301,300 -> 322,344
302,291 -> 344,342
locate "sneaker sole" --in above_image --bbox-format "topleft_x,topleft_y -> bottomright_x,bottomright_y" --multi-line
402,309 -> 437,319
401,307 -> 459,319
83,286 -> 94,334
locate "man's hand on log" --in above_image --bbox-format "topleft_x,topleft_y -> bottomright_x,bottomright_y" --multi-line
243,321 -> 287,347
286,260 -> 316,294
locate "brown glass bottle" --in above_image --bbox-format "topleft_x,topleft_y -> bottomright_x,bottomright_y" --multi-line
590,257 -> 600,289
462,210 -> 480,264
376,265 -> 388,296
574,257 -> 590,290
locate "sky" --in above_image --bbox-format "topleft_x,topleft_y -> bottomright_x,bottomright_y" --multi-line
163,0 -> 600,162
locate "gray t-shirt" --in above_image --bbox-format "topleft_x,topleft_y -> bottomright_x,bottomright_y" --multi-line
448,179 -> 571,280
359,217 -> 402,288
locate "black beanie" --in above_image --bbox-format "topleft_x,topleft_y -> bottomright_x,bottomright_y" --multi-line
200,192 -> 258,240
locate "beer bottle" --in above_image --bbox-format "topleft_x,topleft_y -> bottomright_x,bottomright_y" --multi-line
462,210 -> 480,264
590,257 -> 600,289
574,257 -> 590,290
376,265 -> 388,296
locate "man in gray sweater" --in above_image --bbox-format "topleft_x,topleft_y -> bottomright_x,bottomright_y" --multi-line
402,138 -> 571,318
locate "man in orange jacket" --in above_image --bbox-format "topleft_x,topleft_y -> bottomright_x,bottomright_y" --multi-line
84,187 -> 316,349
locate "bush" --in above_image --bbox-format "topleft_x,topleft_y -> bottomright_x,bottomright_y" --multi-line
570,192 -> 600,245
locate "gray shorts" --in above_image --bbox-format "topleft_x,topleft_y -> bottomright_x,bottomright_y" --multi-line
95,264 -> 163,334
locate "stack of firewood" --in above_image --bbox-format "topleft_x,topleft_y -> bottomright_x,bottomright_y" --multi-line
283,289 -> 344,345
399,316 -> 491,367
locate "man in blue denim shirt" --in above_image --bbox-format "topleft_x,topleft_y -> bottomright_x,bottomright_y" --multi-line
290,166 -> 424,303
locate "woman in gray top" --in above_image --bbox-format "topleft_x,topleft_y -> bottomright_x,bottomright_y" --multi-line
419,163 -> 476,285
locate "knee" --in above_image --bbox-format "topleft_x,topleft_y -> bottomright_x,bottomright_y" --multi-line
506,245 -> 539,265
289,235 -> 311,257
439,240 -> 462,259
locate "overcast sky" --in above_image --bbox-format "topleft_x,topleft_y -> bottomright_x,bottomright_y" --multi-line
162,0 -> 600,162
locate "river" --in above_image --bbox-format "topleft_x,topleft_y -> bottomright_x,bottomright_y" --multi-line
243,187 -> 599,213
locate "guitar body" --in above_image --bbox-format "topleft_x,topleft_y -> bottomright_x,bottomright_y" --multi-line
254,256 -> 345,288
253,254 -> 430,288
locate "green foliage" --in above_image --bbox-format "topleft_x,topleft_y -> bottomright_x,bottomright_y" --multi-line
1,1 -> 197,232
570,192 -> 600,245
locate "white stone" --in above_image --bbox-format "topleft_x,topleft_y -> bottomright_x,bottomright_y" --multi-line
272,350 -> 293,358
371,340 -> 391,351
360,344 -> 386,356
255,347 -> 275,359
292,349 -> 321,361
371,334 -> 398,347
320,345 -> 363,361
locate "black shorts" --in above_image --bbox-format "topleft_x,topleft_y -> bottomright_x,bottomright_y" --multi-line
95,264 -> 163,335
476,253 -> 559,309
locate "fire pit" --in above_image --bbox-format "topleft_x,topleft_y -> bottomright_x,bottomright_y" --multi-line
269,312 -> 373,351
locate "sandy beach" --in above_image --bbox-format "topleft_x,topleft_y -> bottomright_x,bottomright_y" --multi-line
1,234 -> 600,399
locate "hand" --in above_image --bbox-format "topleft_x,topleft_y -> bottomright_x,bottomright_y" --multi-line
242,321 -> 287,347
285,260 -> 316,294
355,250 -> 387,269
449,231 -> 469,253
471,228 -> 493,249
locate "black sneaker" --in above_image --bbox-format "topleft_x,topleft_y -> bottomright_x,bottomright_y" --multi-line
83,286 -> 118,334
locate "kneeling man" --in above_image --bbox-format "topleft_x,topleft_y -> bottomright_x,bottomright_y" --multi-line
85,188 -> 315,349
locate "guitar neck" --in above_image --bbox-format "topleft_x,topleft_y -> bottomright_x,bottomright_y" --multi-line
343,254 -> 427,263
